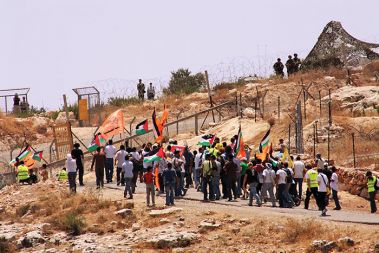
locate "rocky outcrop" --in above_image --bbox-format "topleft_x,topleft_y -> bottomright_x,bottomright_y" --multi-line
303,21 -> 379,69
338,167 -> 379,199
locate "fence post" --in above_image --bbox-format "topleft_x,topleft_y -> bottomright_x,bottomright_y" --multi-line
235,93 -> 238,117
352,133 -> 356,168
328,89 -> 332,127
63,94 -> 69,123
327,126 -> 330,162
195,114 -> 199,135
313,122 -> 316,158
319,90 -> 322,118
129,117 -> 136,147
239,93 -> 243,118
303,88 -> 307,120
205,70 -> 216,123
254,100 -> 257,122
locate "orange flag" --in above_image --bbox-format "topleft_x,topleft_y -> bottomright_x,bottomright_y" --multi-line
98,109 -> 125,140
154,166 -> 160,191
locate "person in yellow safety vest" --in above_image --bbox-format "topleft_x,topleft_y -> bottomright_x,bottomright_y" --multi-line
304,164 -> 321,210
58,167 -> 68,182
17,161 -> 31,185
366,171 -> 377,213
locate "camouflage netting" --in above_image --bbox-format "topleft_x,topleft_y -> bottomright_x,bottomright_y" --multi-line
302,21 -> 379,69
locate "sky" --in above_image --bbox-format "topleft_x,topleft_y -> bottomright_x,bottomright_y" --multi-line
0,0 -> 379,110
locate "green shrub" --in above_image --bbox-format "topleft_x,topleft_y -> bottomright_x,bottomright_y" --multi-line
108,97 -> 140,107
165,68 -> 205,95
61,212 -> 85,236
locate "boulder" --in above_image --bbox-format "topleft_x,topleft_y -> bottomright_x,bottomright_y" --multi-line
159,218 -> 171,224
146,231 -> 198,249
17,230 -> 45,249
243,108 -> 256,118
114,209 -> 132,218
338,237 -> 355,247
55,111 -> 76,124
149,207 -> 183,217
199,219 -> 221,232
131,223 -> 141,232
310,240 -> 337,253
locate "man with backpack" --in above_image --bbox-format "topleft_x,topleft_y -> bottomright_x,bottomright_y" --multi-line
243,160 -> 261,207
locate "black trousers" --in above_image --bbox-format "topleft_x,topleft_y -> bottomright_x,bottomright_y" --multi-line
220,173 -> 228,197
95,167 -> 104,188
332,189 -> 341,209
226,178 -> 237,201
158,173 -> 164,193
68,172 -> 77,193
185,168 -> 193,188
77,163 -> 84,185
304,187 -> 319,209
202,176 -> 214,200
116,167 -> 125,186
369,191 -> 377,213
318,191 -> 327,211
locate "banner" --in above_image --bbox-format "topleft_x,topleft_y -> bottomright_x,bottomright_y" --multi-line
98,109 -> 125,140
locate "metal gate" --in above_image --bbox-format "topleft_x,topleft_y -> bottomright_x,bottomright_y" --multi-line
52,122 -> 73,160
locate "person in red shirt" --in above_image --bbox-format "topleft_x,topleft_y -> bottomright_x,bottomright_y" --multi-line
143,166 -> 155,207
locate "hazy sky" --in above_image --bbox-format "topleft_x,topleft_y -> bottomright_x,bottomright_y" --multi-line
1,0 -> 379,110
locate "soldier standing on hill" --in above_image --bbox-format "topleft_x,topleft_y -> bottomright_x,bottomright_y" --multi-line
273,58 -> 284,77
137,79 -> 145,101
147,83 -> 155,100
293,53 -> 301,73
286,55 -> 295,76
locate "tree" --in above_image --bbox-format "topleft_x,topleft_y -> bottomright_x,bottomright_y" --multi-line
166,68 -> 205,94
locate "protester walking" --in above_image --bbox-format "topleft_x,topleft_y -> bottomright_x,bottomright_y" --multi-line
262,163 -> 276,207
122,155 -> 134,199
366,171 -> 378,213
304,164 -> 319,210
143,166 -> 155,206
163,163 -> 176,206
224,154 -> 238,202
317,168 -> 329,216
243,160 -> 261,206
71,143 -> 84,186
66,154 -> 77,193
91,147 -> 106,189
115,145 -> 127,186
276,165 -> 288,208
104,140 -> 117,183
330,166 -> 341,210
201,154 -> 214,201
293,156 -> 305,199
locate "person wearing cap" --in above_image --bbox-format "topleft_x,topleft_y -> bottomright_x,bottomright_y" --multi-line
273,58 -> 284,77
66,153 -> 77,193
122,154 -> 134,199
262,163 -> 277,207
304,164 -> 320,210
366,171 -> 378,213
71,143 -> 84,186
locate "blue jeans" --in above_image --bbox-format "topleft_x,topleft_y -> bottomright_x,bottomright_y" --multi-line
202,176 -> 214,200
194,169 -> 201,189
105,158 -> 114,182
165,182 -> 175,205
124,177 -> 133,198
249,182 -> 261,206
175,172 -> 185,196
212,175 -> 221,199
278,184 -> 287,208
294,178 -> 303,198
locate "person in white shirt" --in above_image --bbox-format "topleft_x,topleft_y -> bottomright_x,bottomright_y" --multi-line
276,166 -> 288,208
66,154 -> 77,193
115,145 -> 127,186
122,155 -> 134,199
330,166 -> 341,210
293,156 -> 305,199
154,157 -> 168,195
317,168 -> 329,216
194,148 -> 205,190
104,140 -> 117,183
262,163 -> 276,207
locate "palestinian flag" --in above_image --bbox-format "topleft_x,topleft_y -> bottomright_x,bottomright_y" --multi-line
256,129 -> 270,161
88,133 -> 106,152
143,147 -> 165,163
32,151 -> 43,162
9,146 -> 32,166
235,125 -> 246,159
171,145 -> 186,155
198,134 -> 215,147
136,119 -> 148,135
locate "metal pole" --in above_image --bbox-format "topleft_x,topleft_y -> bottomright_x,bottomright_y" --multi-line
5,97 -> 8,115
327,127 -> 330,162
194,114 -> 199,135
313,123 -> 316,158
205,70 -> 215,122
352,133 -> 356,168
63,94 -> 69,123
239,93 -> 243,118
303,88 -> 307,120
129,117 -> 136,147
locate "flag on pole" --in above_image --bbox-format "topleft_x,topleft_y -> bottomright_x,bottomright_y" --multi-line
143,147 -> 165,163
197,134 -> 215,147
97,109 -> 125,140
136,119 -> 148,135
171,145 -> 186,155
88,133 -> 106,152
281,147 -> 294,167
235,125 -> 246,159
154,167 -> 160,191
152,109 -> 163,143
10,146 -> 32,167
32,151 -> 43,162
256,129 -> 270,161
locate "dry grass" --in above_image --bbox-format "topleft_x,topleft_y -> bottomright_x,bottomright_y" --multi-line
283,219 -> 329,243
